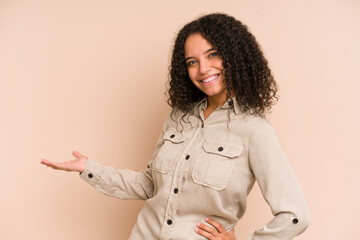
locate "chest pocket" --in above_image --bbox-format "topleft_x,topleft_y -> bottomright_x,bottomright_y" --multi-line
192,140 -> 243,191
153,130 -> 188,174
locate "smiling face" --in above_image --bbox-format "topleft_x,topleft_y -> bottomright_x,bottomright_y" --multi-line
184,33 -> 227,104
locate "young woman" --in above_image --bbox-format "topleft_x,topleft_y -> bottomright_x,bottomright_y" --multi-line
41,13 -> 309,240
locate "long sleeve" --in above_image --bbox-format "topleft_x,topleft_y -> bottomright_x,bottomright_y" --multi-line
79,114 -> 172,200
80,159 -> 154,200
247,123 -> 310,239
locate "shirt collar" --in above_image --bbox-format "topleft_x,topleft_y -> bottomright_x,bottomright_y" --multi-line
193,96 -> 241,115
193,97 -> 207,110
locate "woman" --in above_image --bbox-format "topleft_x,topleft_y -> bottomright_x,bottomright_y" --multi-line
41,13 -> 309,240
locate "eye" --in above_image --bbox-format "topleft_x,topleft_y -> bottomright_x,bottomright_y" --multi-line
209,52 -> 218,57
186,60 -> 196,67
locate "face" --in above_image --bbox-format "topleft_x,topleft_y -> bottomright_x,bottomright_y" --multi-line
184,33 -> 226,101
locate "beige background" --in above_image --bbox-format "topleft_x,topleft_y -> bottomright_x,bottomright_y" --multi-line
1,0 -> 359,239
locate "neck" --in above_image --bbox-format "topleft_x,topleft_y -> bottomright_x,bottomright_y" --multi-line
207,90 -> 235,110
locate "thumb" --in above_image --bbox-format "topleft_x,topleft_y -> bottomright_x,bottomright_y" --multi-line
72,150 -> 82,158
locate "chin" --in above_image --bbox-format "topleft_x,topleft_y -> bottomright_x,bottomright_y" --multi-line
204,88 -> 226,97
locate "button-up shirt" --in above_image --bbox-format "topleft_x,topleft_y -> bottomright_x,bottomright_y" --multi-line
80,97 -> 309,239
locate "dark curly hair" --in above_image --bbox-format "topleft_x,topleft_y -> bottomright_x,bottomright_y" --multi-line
167,13 -> 279,117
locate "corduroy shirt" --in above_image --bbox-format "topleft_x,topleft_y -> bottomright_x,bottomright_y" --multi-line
80,97 -> 309,239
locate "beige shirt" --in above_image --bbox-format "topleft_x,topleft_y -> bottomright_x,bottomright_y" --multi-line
80,97 -> 309,240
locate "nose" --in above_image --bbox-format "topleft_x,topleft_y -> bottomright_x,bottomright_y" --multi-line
199,59 -> 211,74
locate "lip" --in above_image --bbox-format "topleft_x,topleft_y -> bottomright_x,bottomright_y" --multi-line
199,74 -> 220,86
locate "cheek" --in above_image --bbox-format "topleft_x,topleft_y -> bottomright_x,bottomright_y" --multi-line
187,70 -> 200,89
187,68 -> 197,82
216,61 -> 224,70
211,57 -> 224,70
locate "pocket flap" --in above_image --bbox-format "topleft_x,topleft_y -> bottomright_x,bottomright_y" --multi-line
163,130 -> 187,143
202,140 -> 242,158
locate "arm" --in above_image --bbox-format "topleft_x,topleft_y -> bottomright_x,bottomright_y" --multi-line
41,114 -> 172,200
79,159 -> 154,200
41,151 -> 155,200
247,123 -> 309,239
78,116 -> 173,200
42,150 -> 158,201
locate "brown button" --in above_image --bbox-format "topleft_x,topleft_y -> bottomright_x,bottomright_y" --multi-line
167,219 -> 172,225
170,134 -> 175,138
185,155 -> 190,160
88,173 -> 93,178
292,218 -> 299,224
218,147 -> 224,152
174,188 -> 178,194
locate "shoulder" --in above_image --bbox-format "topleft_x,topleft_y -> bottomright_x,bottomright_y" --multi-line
229,112 -> 272,139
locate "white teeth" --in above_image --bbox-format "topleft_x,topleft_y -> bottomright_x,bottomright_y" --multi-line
203,75 -> 218,83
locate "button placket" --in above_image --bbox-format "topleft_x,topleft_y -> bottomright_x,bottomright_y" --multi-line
161,143 -> 186,237
161,126 -> 202,238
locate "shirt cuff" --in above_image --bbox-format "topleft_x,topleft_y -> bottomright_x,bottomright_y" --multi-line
79,159 -> 99,185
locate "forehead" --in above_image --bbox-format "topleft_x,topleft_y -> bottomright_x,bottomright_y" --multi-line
184,33 -> 214,57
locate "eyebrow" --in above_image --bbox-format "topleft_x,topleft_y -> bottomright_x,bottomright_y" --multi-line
184,48 -> 216,62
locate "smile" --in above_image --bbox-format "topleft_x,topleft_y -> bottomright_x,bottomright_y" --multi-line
200,74 -> 219,85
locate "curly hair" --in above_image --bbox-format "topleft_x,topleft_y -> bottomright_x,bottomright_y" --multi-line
167,13 -> 279,117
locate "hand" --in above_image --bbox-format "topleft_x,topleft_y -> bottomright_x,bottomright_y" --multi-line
41,151 -> 88,173
195,217 -> 236,240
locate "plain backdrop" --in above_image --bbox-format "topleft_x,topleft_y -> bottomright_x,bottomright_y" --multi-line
1,0 -> 359,239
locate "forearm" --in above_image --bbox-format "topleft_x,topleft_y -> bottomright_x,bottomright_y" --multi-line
247,211 -> 309,240
80,159 -> 154,200
248,123 -> 310,239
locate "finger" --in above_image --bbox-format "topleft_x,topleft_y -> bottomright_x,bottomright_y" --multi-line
196,222 -> 219,236
40,158 -> 50,165
230,229 -> 236,240
205,217 -> 226,233
41,159 -> 58,168
41,159 -> 61,169
41,159 -> 70,171
72,150 -> 82,158
195,226 -> 215,240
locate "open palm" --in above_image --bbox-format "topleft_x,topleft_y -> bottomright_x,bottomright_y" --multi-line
41,151 -> 88,173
